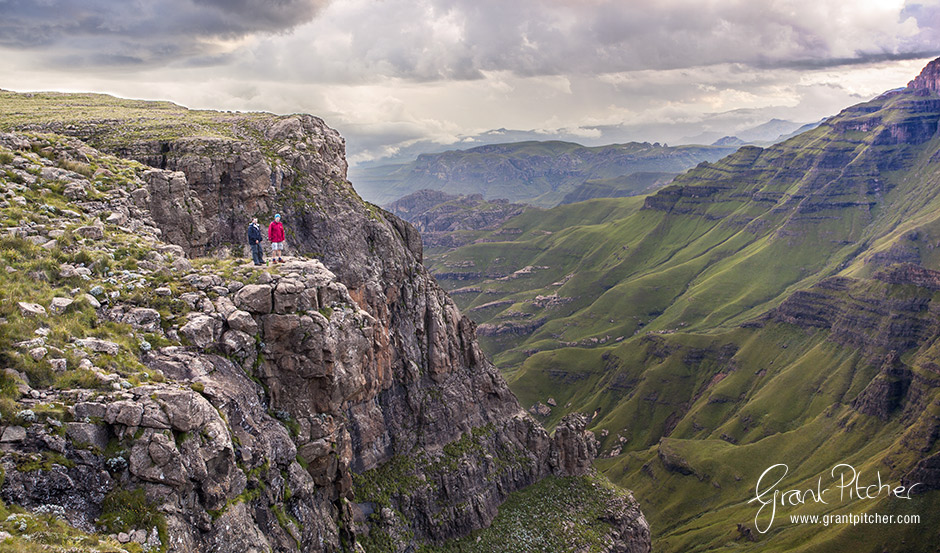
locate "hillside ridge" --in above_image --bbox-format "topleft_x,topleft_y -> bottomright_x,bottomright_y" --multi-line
420,57 -> 940,552
351,140 -> 738,207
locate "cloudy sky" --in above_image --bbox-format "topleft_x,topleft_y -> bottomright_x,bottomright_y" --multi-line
1,0 -> 939,165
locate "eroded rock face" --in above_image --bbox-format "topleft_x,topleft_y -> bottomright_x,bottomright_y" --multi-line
908,57 -> 940,95
764,275 -> 940,423
0,113 -> 650,552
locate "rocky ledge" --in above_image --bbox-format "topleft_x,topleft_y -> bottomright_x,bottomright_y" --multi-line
0,96 -> 650,553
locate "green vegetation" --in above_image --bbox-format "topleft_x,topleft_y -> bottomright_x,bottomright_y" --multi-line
97,488 -> 167,551
352,424 -> 499,508
425,85 -> 940,551
0,91 -> 237,149
0,138 -> 182,395
419,474 -> 633,553
11,451 -> 74,472
559,171 -> 677,204
0,497 -> 136,553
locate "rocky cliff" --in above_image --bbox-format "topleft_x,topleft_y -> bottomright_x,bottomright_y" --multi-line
558,172 -> 676,205
0,92 -> 650,553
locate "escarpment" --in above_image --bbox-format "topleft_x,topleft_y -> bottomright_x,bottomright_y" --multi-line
0,95 -> 651,553
762,269 -> 940,425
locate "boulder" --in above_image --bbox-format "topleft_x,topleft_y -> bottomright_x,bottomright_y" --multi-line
153,390 -> 214,432
106,211 -> 127,225
128,432 -> 187,487
158,244 -> 186,258
65,422 -> 110,450
220,330 -> 255,356
82,293 -> 102,309
172,257 -> 193,273
227,310 -> 259,335
180,314 -> 222,349
76,338 -> 120,356
73,402 -> 107,420
529,402 -> 551,417
49,297 -> 73,314
75,225 -> 104,240
234,284 -> 273,313
17,302 -> 46,317
105,400 -> 144,427
0,426 -> 26,442
214,296 -> 237,318
273,279 -> 305,313
141,401 -> 172,430
121,307 -> 161,332
63,182 -> 87,200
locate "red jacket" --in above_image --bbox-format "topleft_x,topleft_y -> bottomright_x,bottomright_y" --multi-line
268,221 -> 285,242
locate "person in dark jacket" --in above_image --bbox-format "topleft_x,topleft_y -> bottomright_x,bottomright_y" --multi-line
268,214 -> 286,263
248,217 -> 264,266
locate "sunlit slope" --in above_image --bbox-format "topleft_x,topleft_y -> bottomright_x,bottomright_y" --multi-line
427,72 -> 940,551
431,89 -> 940,371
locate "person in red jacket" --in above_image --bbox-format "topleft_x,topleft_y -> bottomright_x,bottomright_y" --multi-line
268,214 -> 286,263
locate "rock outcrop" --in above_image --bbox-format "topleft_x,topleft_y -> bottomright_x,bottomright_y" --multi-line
0,101 -> 651,553
908,56 -> 940,95
763,274 -> 940,422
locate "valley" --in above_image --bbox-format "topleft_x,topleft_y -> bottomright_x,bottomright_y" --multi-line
407,58 -> 940,551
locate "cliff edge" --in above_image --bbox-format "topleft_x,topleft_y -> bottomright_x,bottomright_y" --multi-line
0,92 -> 650,552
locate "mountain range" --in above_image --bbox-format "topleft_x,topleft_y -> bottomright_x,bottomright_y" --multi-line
418,58 -> 940,552
4,55 -> 940,553
352,141 -> 739,207
684,117 -> 823,146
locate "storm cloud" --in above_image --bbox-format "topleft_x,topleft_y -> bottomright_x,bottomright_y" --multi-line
0,0 -> 328,66
1,0 -> 939,164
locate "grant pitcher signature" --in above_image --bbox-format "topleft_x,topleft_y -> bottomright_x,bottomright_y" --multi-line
747,463 -> 919,533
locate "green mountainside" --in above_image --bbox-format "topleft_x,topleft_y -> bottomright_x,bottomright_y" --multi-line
351,140 -> 738,207
558,171 -> 677,205
385,189 -> 535,251
427,59 -> 940,551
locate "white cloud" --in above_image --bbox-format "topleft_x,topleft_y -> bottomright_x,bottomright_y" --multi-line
1,0 -> 939,164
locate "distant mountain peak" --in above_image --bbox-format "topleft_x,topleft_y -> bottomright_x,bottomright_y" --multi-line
908,56 -> 940,94
711,135 -> 746,146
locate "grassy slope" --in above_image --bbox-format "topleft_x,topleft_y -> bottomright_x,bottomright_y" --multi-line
428,88 -> 940,551
434,92 -> 940,365
559,171 -> 677,205
423,474 -> 637,553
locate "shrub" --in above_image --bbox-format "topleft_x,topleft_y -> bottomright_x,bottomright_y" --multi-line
97,487 -> 166,550
60,160 -> 95,178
